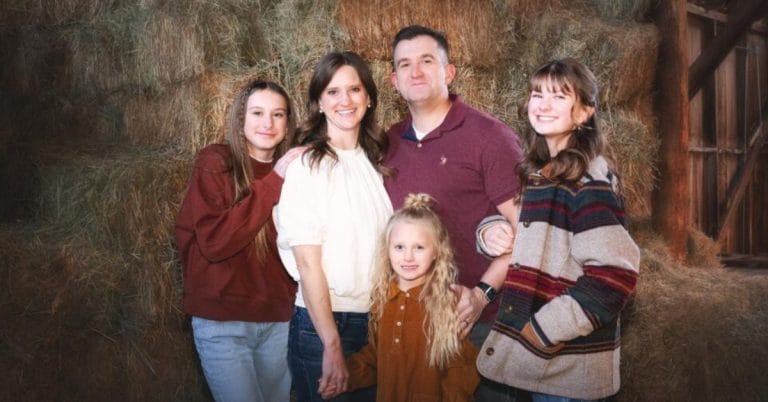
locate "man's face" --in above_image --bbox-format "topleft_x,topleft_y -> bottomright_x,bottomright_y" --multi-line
390,35 -> 455,106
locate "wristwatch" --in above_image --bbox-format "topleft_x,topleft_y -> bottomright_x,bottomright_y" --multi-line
476,281 -> 497,303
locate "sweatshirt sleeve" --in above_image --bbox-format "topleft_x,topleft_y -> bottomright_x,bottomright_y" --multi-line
183,147 -> 283,262
531,178 -> 640,346
441,339 -> 480,402
346,339 -> 378,392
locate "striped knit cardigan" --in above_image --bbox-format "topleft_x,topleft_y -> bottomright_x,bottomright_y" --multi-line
477,156 -> 640,400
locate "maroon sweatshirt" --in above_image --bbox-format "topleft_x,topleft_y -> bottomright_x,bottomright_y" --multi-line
175,144 -> 296,322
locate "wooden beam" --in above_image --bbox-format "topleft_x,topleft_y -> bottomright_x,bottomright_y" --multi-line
652,0 -> 690,261
717,99 -> 768,239
687,3 -> 768,34
689,0 -> 768,99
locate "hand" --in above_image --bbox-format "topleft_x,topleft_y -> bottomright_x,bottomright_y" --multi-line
451,284 -> 489,339
520,322 -> 565,354
317,343 -> 349,399
274,146 -> 307,178
481,221 -> 515,256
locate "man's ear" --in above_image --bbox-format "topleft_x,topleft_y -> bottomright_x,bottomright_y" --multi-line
390,71 -> 399,89
444,63 -> 456,86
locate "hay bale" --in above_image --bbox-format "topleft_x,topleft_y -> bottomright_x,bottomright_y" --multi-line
600,108 -> 659,217
191,1 -> 270,71
511,10 -> 658,107
123,80 -> 211,150
34,144 -> 191,263
0,26 -> 72,97
337,0 -> 511,67
64,7 -> 204,95
0,226 -> 206,402
590,0 -> 655,21
0,0 -> 127,27
619,226 -> 768,401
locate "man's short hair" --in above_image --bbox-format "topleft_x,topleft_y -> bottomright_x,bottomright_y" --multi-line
392,25 -> 450,60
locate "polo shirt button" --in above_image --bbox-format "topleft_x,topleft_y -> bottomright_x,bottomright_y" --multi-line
485,347 -> 494,356
417,142 -> 422,148
395,338 -> 400,343
396,321 -> 402,326
400,305 -> 405,310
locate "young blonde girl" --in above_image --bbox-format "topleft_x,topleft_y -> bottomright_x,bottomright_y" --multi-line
337,193 -> 479,402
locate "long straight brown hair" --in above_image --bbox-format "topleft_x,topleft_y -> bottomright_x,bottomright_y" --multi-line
225,79 -> 296,261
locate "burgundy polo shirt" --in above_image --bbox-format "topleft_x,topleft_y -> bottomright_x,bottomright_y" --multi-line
384,95 -> 523,323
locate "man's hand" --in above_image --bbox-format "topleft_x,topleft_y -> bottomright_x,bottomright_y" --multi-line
451,284 -> 490,339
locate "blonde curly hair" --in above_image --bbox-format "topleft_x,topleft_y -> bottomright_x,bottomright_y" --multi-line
368,193 -> 461,369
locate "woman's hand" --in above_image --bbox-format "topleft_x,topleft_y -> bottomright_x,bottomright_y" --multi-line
318,342 -> 349,399
274,146 -> 307,178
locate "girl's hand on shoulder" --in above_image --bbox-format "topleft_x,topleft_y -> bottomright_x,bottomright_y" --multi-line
274,146 -> 307,178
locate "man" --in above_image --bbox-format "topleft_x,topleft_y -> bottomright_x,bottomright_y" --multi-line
384,25 -> 523,400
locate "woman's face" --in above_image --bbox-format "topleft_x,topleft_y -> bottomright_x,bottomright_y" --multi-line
243,89 -> 289,161
318,65 -> 370,137
527,79 -> 590,156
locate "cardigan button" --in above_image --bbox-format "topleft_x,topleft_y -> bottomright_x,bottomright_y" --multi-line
485,347 -> 495,356
512,263 -> 520,270
505,305 -> 514,313
522,221 -> 530,228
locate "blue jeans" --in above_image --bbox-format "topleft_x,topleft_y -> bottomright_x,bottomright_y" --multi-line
192,317 -> 291,402
532,393 -> 613,402
288,307 -> 375,402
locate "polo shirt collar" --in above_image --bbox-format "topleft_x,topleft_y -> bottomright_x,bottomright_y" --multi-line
400,94 -> 467,142
386,280 -> 425,301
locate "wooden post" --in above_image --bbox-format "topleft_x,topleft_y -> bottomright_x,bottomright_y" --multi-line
652,0 -> 690,261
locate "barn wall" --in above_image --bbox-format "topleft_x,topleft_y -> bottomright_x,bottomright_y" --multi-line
687,10 -> 768,257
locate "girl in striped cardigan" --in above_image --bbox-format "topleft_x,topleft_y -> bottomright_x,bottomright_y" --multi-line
476,58 -> 640,401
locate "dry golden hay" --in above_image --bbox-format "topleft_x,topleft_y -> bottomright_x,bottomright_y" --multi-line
452,64 -> 528,130
619,228 -> 768,401
512,10 -> 658,107
0,0 -> 127,26
591,0 -> 655,21
123,79 -> 212,151
0,27 -> 69,97
0,226 -> 207,401
687,226 -> 723,269
369,60 -> 409,129
337,0 -> 511,67
190,0 -> 270,71
63,6 -> 204,95
600,108 -> 659,217
34,143 -> 191,265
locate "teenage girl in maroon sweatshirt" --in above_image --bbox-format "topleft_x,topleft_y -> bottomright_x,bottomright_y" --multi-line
176,80 -> 301,402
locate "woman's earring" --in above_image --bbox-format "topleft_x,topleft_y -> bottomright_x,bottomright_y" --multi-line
367,103 -> 372,108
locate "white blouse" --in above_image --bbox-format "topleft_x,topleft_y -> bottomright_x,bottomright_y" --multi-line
276,146 -> 393,312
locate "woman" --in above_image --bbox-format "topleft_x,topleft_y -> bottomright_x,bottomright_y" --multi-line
276,51 -> 392,402
476,58 -> 640,401
175,80 -> 299,402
